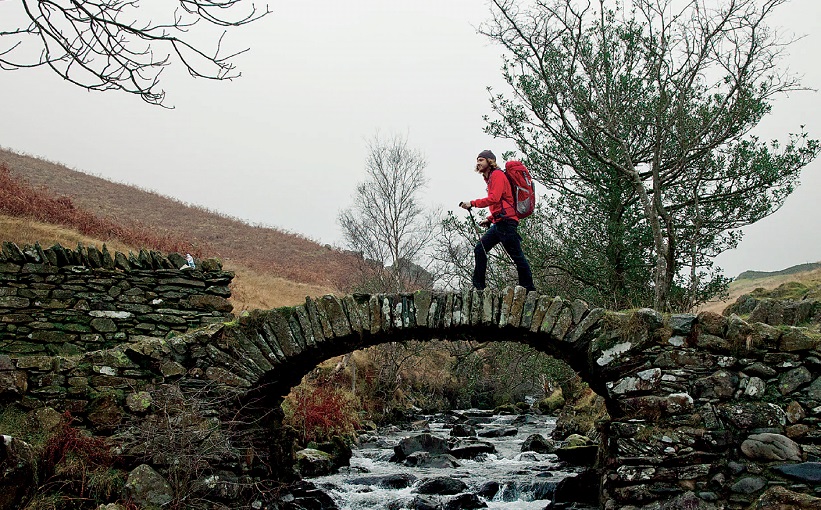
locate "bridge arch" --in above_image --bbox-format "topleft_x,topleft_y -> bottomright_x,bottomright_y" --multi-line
210,287 -> 643,415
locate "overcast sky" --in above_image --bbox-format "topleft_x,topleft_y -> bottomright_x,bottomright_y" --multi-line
1,0 -> 819,279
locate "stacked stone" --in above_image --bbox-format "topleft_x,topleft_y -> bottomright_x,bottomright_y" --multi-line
0,241 -> 233,355
596,309 -> 821,509
7,286 -> 821,509
725,293 -> 821,327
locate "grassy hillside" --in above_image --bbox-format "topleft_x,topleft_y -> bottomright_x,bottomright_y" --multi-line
700,264 -> 821,314
0,148 -> 359,292
0,149 -> 362,289
0,148 -> 357,310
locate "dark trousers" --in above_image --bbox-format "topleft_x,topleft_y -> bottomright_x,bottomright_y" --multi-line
472,219 -> 535,291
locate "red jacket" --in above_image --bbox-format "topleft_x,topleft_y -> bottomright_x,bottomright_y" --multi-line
470,168 -> 517,223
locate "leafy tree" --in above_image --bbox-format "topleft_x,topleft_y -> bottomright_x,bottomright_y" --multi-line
0,0 -> 268,105
481,0 -> 819,310
338,132 -> 436,293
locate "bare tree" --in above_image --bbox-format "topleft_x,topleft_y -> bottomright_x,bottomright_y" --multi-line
0,0 -> 269,105
338,132 -> 436,293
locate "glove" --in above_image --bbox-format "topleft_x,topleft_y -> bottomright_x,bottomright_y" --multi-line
459,201 -> 472,210
479,219 -> 491,228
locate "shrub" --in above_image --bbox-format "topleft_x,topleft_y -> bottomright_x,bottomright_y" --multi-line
282,383 -> 361,444
40,412 -> 114,481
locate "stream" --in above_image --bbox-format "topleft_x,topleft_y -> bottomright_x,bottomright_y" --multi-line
311,410 -> 592,509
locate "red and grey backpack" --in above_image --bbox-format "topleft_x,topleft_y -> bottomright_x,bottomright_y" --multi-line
503,160 -> 536,219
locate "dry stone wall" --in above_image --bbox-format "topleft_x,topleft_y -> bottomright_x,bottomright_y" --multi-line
0,241 -> 234,356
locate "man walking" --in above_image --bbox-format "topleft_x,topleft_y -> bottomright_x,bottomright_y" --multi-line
459,150 -> 536,292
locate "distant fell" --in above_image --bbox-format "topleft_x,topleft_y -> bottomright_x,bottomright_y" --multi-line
736,262 -> 821,281
0,147 -> 359,291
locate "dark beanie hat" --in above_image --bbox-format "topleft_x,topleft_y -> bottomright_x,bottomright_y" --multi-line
478,149 -> 496,161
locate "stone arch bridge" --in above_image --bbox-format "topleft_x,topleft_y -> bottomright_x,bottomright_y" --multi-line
7,287 -> 821,508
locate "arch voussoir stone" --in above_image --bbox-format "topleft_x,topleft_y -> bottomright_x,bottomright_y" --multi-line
304,297 -> 328,344
318,295 -> 352,338
341,295 -> 365,336
231,329 -> 275,373
293,304 -> 319,348
413,290 -> 432,327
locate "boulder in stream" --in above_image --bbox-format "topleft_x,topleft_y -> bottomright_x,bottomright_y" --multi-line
392,433 -> 450,462
403,451 -> 461,468
413,476 -> 469,495
449,441 -> 496,459
295,448 -> 334,477
445,493 -> 488,509
477,426 -> 518,438
522,433 -> 556,454
349,473 -> 418,489
450,423 -> 477,437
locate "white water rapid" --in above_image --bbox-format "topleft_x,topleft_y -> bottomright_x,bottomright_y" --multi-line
311,411 -> 589,509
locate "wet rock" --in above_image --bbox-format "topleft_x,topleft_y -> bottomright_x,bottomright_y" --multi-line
477,481 -> 499,499
0,435 -> 35,510
444,493 -> 487,509
413,476 -> 469,495
280,480 -> 339,510
477,426 -> 517,438
123,464 -> 173,508
521,433 -> 556,454
552,469 -> 600,506
555,445 -> 598,466
296,448 -> 334,477
741,433 -> 802,462
392,433 -> 450,462
409,495 -> 440,510
449,442 -> 496,459
349,473 -> 418,489
403,452 -> 460,468
449,424 -> 476,437
564,434 -> 594,447
313,436 -> 353,471
411,419 -> 430,431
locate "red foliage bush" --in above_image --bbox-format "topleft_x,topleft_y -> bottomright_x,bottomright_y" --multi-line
40,412 -> 114,478
0,163 -> 203,256
283,384 -> 361,444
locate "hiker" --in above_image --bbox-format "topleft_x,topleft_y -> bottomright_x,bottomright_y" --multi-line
459,150 -> 536,292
